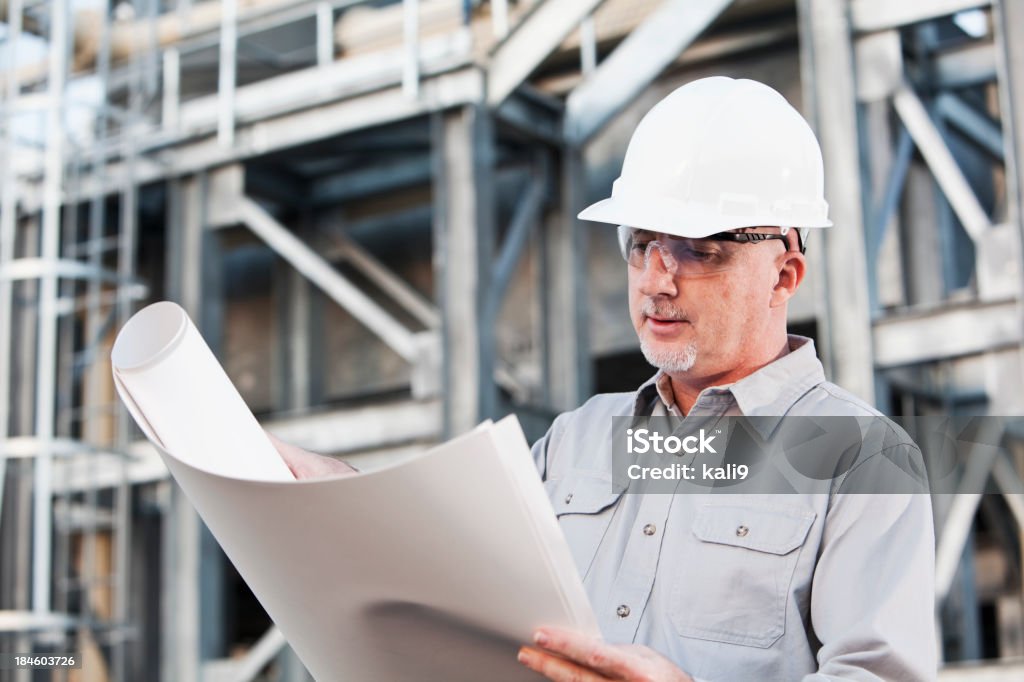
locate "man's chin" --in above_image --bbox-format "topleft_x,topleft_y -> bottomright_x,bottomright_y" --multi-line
639,339 -> 698,374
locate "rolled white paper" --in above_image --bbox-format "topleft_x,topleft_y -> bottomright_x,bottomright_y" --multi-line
111,301 -> 293,481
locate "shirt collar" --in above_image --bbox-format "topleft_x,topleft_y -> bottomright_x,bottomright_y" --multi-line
632,335 -> 826,436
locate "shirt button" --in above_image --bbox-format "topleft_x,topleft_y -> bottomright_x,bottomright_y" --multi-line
642,523 -> 656,536
564,493 -> 573,504
736,525 -> 749,537
616,604 -> 631,618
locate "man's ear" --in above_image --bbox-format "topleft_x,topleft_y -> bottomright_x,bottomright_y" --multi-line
770,249 -> 806,307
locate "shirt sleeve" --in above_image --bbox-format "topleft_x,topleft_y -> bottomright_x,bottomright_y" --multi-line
802,447 -> 938,681
531,411 -> 572,482
530,427 -> 551,481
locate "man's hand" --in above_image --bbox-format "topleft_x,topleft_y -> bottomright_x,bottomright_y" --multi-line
266,431 -> 359,480
518,627 -> 694,682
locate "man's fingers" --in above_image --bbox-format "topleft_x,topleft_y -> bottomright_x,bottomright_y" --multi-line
518,646 -> 609,682
265,430 -> 357,479
531,628 -> 631,678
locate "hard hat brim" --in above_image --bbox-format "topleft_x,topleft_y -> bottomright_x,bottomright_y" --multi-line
578,196 -> 833,237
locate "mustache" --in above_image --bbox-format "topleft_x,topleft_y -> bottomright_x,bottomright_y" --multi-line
641,299 -> 688,321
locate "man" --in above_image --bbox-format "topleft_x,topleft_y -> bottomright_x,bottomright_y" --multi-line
276,77 -> 936,681
514,77 -> 936,681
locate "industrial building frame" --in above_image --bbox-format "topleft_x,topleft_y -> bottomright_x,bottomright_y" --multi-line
1,0 -> 1023,680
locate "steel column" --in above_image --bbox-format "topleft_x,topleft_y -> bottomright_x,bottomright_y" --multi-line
544,147 -> 590,412
402,0 -> 420,99
431,106 -> 496,435
218,0 -> 237,147
0,0 -> 22,453
796,0 -> 876,403
316,2 -> 333,68
995,0 -> 1024,395
161,172 -> 222,682
0,0 -> 23,554
163,48 -> 180,130
32,0 -> 69,619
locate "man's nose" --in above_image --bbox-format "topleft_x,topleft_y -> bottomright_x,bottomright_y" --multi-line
636,244 -> 678,297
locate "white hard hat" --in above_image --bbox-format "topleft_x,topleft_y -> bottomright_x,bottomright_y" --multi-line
579,77 -> 832,240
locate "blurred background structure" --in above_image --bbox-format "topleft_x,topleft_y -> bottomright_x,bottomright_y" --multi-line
0,0 -> 1023,679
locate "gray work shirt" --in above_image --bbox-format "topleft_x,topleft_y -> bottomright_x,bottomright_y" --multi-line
531,336 -> 937,681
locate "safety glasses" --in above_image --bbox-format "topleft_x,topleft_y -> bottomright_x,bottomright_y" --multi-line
618,226 -> 791,276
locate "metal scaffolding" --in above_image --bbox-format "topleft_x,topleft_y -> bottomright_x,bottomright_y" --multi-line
0,0 -> 1022,679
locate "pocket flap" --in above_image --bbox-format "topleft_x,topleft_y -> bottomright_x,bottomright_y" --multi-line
692,502 -> 815,555
544,473 -> 622,516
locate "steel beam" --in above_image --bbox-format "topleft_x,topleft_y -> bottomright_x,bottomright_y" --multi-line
239,197 -> 422,361
0,258 -> 144,285
797,0 -> 876,403
992,452 -> 1024,531
0,437 -> 133,460
328,231 -> 440,329
851,0 -> 990,33
564,0 -> 732,146
487,0 -> 609,107
895,85 -> 992,242
936,92 -> 1005,161
936,41 -> 997,89
45,66 -> 483,211
939,660 -> 1024,680
0,610 -> 76,632
494,87 -> 563,146
873,298 -> 1020,367
129,0 -> 365,67
935,419 -> 1004,599
177,31 -> 472,137
869,125 -> 913,313
490,170 -> 547,307
265,397 -> 442,455
256,396 -> 445,457
48,396 -> 443,494
309,157 -> 433,206
228,625 -> 286,682
245,166 -> 310,207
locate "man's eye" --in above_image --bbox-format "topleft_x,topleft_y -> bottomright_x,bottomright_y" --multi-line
682,247 -> 716,261
631,241 -> 652,252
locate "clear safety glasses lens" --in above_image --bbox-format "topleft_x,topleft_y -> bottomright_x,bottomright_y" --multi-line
617,226 -> 790,277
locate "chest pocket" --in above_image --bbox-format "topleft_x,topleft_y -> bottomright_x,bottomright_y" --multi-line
670,501 -> 815,648
544,473 -> 622,576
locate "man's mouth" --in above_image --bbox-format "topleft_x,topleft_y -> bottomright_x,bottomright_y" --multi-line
645,316 -> 688,332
